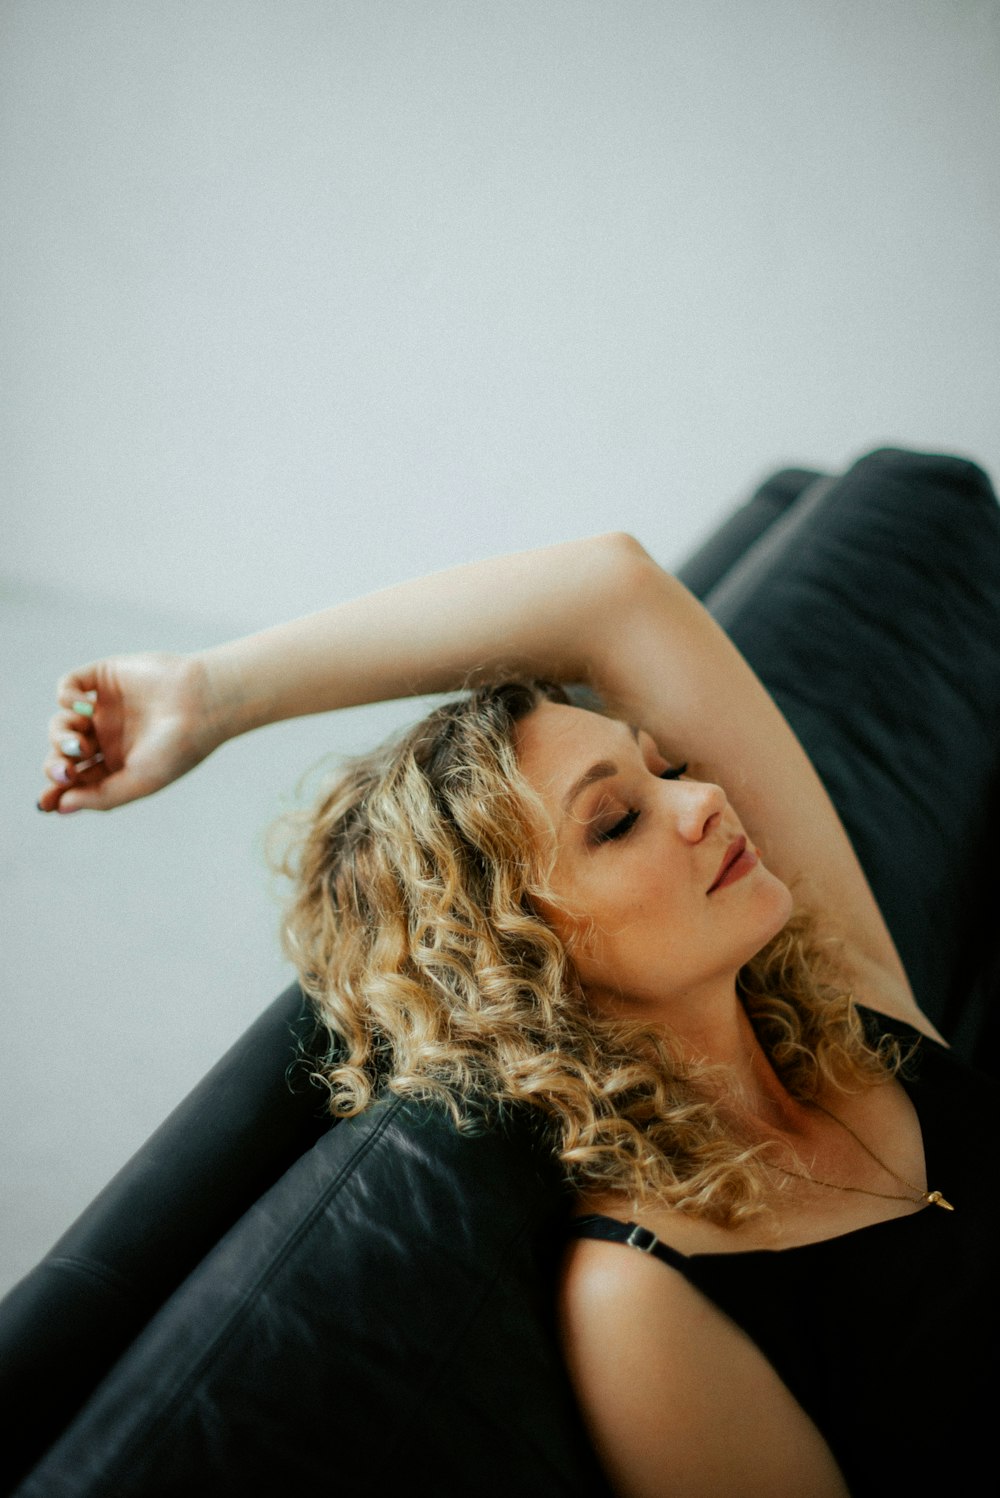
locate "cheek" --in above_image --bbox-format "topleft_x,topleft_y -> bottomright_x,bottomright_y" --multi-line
535,848 -> 695,980
545,856 -> 680,938
531,876 -> 618,980
534,893 -> 592,962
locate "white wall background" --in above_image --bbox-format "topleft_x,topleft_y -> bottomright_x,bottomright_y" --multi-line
2,0 -> 998,1294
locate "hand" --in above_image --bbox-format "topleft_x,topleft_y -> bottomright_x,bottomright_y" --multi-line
39,653 -> 223,813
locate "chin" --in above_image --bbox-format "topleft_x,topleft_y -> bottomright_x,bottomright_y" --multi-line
746,871 -> 796,956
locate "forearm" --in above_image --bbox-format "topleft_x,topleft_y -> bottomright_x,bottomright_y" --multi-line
198,532 -> 642,743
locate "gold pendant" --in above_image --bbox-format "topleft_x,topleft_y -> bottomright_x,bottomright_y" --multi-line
924,1190 -> 954,1211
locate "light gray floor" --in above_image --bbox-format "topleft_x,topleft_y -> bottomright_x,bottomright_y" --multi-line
0,577 -> 431,1297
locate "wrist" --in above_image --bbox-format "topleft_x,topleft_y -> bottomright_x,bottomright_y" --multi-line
189,647 -> 255,749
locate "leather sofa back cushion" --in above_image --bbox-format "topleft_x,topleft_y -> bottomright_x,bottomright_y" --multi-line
16,1098 -> 608,1495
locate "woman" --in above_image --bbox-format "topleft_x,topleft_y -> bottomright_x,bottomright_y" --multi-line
38,533 -> 994,1497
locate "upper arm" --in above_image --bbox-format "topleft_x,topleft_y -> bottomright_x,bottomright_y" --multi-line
588,537 -> 940,1040
559,1239 -> 850,1498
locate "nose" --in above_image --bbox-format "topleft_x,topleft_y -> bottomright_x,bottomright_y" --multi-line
674,779 -> 726,844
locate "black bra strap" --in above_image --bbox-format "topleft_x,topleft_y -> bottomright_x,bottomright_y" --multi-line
569,1213 -> 692,1273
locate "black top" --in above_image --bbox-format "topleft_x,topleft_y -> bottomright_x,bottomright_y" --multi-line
569,1011 -> 999,1497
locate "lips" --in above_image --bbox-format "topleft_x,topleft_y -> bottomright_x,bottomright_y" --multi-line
707,835 -> 754,893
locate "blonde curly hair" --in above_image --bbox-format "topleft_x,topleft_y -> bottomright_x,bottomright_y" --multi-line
277,680 -> 901,1226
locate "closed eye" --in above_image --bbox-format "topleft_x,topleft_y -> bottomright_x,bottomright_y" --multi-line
594,762 -> 689,843
660,762 -> 688,781
596,808 -> 640,843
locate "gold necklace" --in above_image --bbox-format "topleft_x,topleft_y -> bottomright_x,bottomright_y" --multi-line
773,1099 -> 954,1211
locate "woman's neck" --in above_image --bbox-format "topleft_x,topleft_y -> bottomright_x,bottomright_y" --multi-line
672,991 -> 811,1137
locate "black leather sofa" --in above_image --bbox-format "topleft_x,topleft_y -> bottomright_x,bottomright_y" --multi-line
3,447 -> 998,1495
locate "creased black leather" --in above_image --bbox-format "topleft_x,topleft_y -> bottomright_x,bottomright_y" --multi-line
0,985 -> 329,1492
14,1098 -> 607,1496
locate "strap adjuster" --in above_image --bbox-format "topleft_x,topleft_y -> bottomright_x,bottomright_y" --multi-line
626,1223 -> 660,1253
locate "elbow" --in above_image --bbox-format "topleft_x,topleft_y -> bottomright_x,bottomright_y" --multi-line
575,532 -> 674,679
586,529 -> 664,613
590,530 -> 651,568
586,531 -> 659,596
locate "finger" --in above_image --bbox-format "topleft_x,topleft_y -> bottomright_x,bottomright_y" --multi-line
43,742 -> 107,781
56,665 -> 100,698
48,710 -> 97,755
38,780 -> 67,812
52,729 -> 94,762
43,749 -> 77,785
57,769 -> 147,814
38,752 -> 106,812
73,751 -> 106,775
62,693 -> 97,720
56,671 -> 100,714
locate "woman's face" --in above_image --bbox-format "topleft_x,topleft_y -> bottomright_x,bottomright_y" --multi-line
515,701 -> 793,1022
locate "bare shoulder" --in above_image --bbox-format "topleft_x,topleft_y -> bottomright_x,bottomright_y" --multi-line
559,1237 -> 850,1498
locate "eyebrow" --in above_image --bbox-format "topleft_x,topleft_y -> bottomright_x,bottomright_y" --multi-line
561,723 -> 640,816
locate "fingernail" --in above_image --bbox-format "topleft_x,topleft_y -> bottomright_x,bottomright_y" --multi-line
73,699 -> 95,718
59,734 -> 83,758
37,800 -> 47,812
53,762 -> 73,785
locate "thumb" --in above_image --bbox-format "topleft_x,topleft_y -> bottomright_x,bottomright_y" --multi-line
57,769 -> 157,814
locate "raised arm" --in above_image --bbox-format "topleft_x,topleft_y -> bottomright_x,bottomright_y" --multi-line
39,534 -> 629,813
39,533 -> 932,1036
